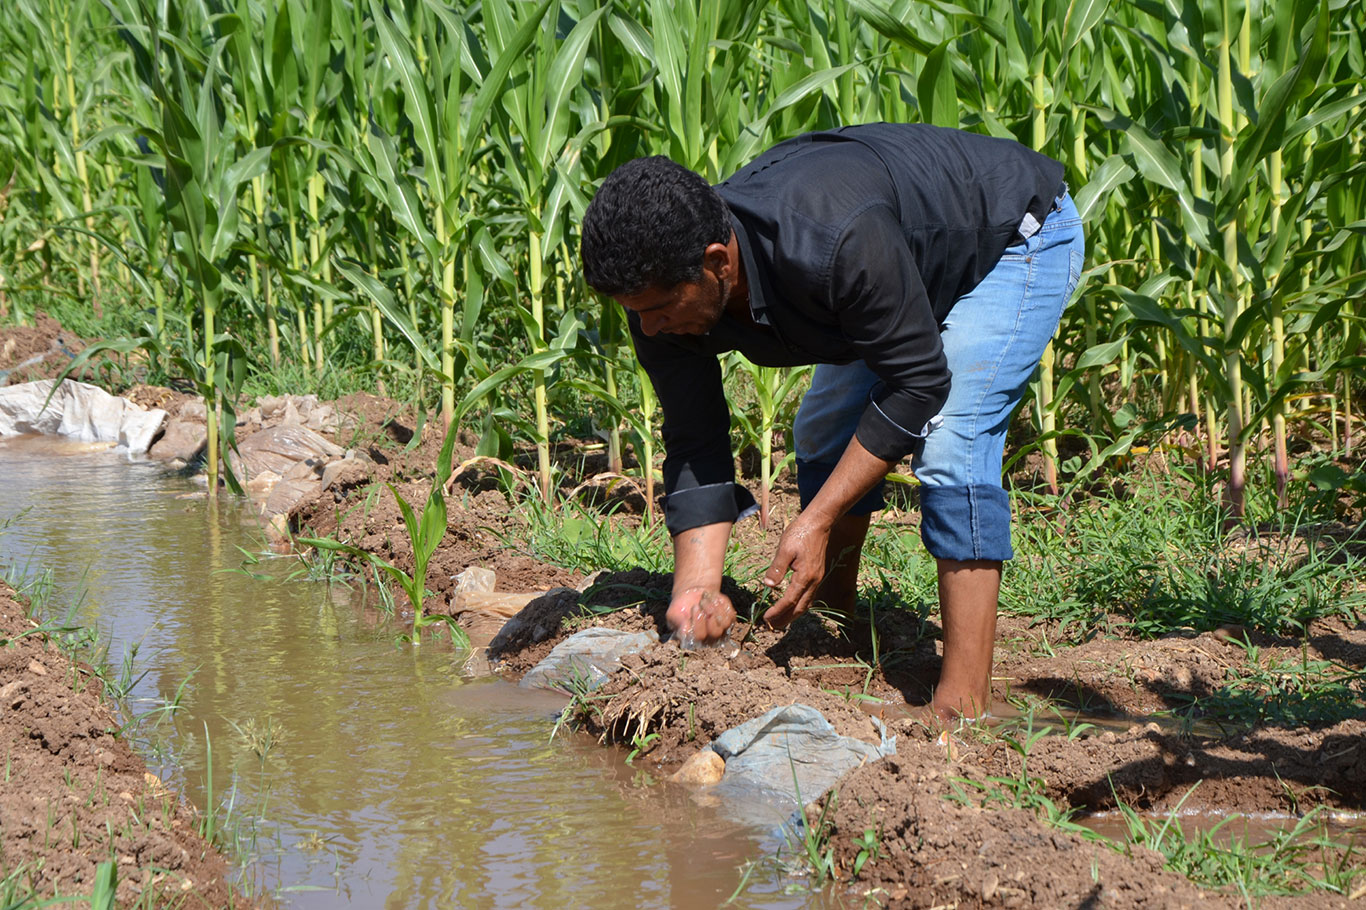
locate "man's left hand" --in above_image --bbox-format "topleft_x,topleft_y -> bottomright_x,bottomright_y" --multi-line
761,511 -> 831,627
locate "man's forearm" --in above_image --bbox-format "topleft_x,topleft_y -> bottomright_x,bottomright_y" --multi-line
671,521 -> 733,596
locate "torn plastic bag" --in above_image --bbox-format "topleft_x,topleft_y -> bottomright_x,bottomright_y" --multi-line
519,627 -> 658,692
704,704 -> 895,822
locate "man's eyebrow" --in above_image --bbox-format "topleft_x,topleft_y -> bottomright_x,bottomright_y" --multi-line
620,296 -> 674,313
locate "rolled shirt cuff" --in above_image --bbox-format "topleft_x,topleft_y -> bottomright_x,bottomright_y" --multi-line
664,481 -> 759,536
854,399 -> 945,461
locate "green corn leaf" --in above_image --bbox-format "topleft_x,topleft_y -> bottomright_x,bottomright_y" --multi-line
460,0 -> 553,176
918,39 -> 960,128
334,259 -> 440,371
370,1 -> 443,205
1061,0 -> 1111,59
1218,0 -> 1330,223
535,5 -> 608,169
607,9 -> 653,59
1120,121 -> 1184,194
1072,154 -> 1134,222
723,64 -> 856,173
418,487 -> 447,566
1073,338 -> 1129,370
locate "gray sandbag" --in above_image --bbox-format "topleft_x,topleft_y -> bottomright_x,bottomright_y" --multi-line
519,627 -> 659,692
0,379 -> 166,454
707,704 -> 895,807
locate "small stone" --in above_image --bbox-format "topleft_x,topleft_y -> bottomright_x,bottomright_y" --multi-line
1212,624 -> 1248,644
27,661 -> 47,676
982,872 -> 999,901
671,749 -> 725,785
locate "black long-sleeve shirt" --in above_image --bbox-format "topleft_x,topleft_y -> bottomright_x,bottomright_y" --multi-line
630,123 -> 1065,534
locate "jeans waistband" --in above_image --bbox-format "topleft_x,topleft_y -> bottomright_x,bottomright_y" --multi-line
1016,181 -> 1070,240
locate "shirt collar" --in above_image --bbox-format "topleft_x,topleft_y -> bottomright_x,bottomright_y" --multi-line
728,212 -> 771,327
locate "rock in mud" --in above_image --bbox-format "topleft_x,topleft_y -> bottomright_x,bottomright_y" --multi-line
148,418 -> 206,462
245,394 -> 353,434
519,627 -> 659,692
264,476 -> 322,517
321,456 -> 370,492
230,425 -> 343,478
671,748 -> 725,785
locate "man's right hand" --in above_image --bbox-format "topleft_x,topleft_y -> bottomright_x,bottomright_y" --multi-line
667,588 -> 736,645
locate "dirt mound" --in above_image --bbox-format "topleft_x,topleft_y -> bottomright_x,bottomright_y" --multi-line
0,584 -> 241,907
0,313 -> 89,385
819,753 -> 1220,909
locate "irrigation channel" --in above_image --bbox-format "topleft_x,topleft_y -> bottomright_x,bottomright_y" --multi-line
0,433 -> 834,909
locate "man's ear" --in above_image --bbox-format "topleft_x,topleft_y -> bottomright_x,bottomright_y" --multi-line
701,232 -> 737,280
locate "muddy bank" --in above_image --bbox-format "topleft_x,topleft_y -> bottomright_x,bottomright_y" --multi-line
0,583 -> 242,906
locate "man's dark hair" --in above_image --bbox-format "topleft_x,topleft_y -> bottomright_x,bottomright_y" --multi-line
580,156 -> 730,296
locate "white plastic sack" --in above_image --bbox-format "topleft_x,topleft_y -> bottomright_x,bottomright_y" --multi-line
0,379 -> 167,454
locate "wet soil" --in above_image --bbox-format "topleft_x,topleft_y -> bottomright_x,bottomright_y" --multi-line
0,583 -> 241,907
4,313 -> 1364,908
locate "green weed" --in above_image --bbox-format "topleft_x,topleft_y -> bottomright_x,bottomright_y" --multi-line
1115,792 -> 1366,900
1166,639 -> 1366,731
1007,474 -> 1365,641
549,666 -> 610,742
514,497 -> 671,575
624,731 -> 660,765
850,825 -> 883,878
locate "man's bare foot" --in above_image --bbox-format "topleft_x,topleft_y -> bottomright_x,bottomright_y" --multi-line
885,698 -> 991,732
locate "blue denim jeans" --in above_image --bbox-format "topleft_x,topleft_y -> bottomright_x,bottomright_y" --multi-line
793,190 -> 1084,561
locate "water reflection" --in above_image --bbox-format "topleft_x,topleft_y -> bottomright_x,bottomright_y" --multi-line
0,435 -> 823,910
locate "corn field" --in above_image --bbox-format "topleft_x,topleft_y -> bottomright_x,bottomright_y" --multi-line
0,0 -> 1362,513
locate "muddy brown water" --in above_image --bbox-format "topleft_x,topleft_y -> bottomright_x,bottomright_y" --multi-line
0,435 -> 833,909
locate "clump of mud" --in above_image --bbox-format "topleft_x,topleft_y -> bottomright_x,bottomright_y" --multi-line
818,753 -> 1218,909
0,312 -> 88,386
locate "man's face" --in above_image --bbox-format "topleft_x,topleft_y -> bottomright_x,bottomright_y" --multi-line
614,272 -> 727,337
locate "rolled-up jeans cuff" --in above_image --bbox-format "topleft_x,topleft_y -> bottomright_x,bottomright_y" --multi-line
920,484 -> 1013,561
796,459 -> 885,515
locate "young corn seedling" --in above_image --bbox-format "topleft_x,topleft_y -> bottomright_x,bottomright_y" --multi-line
301,417 -> 468,649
